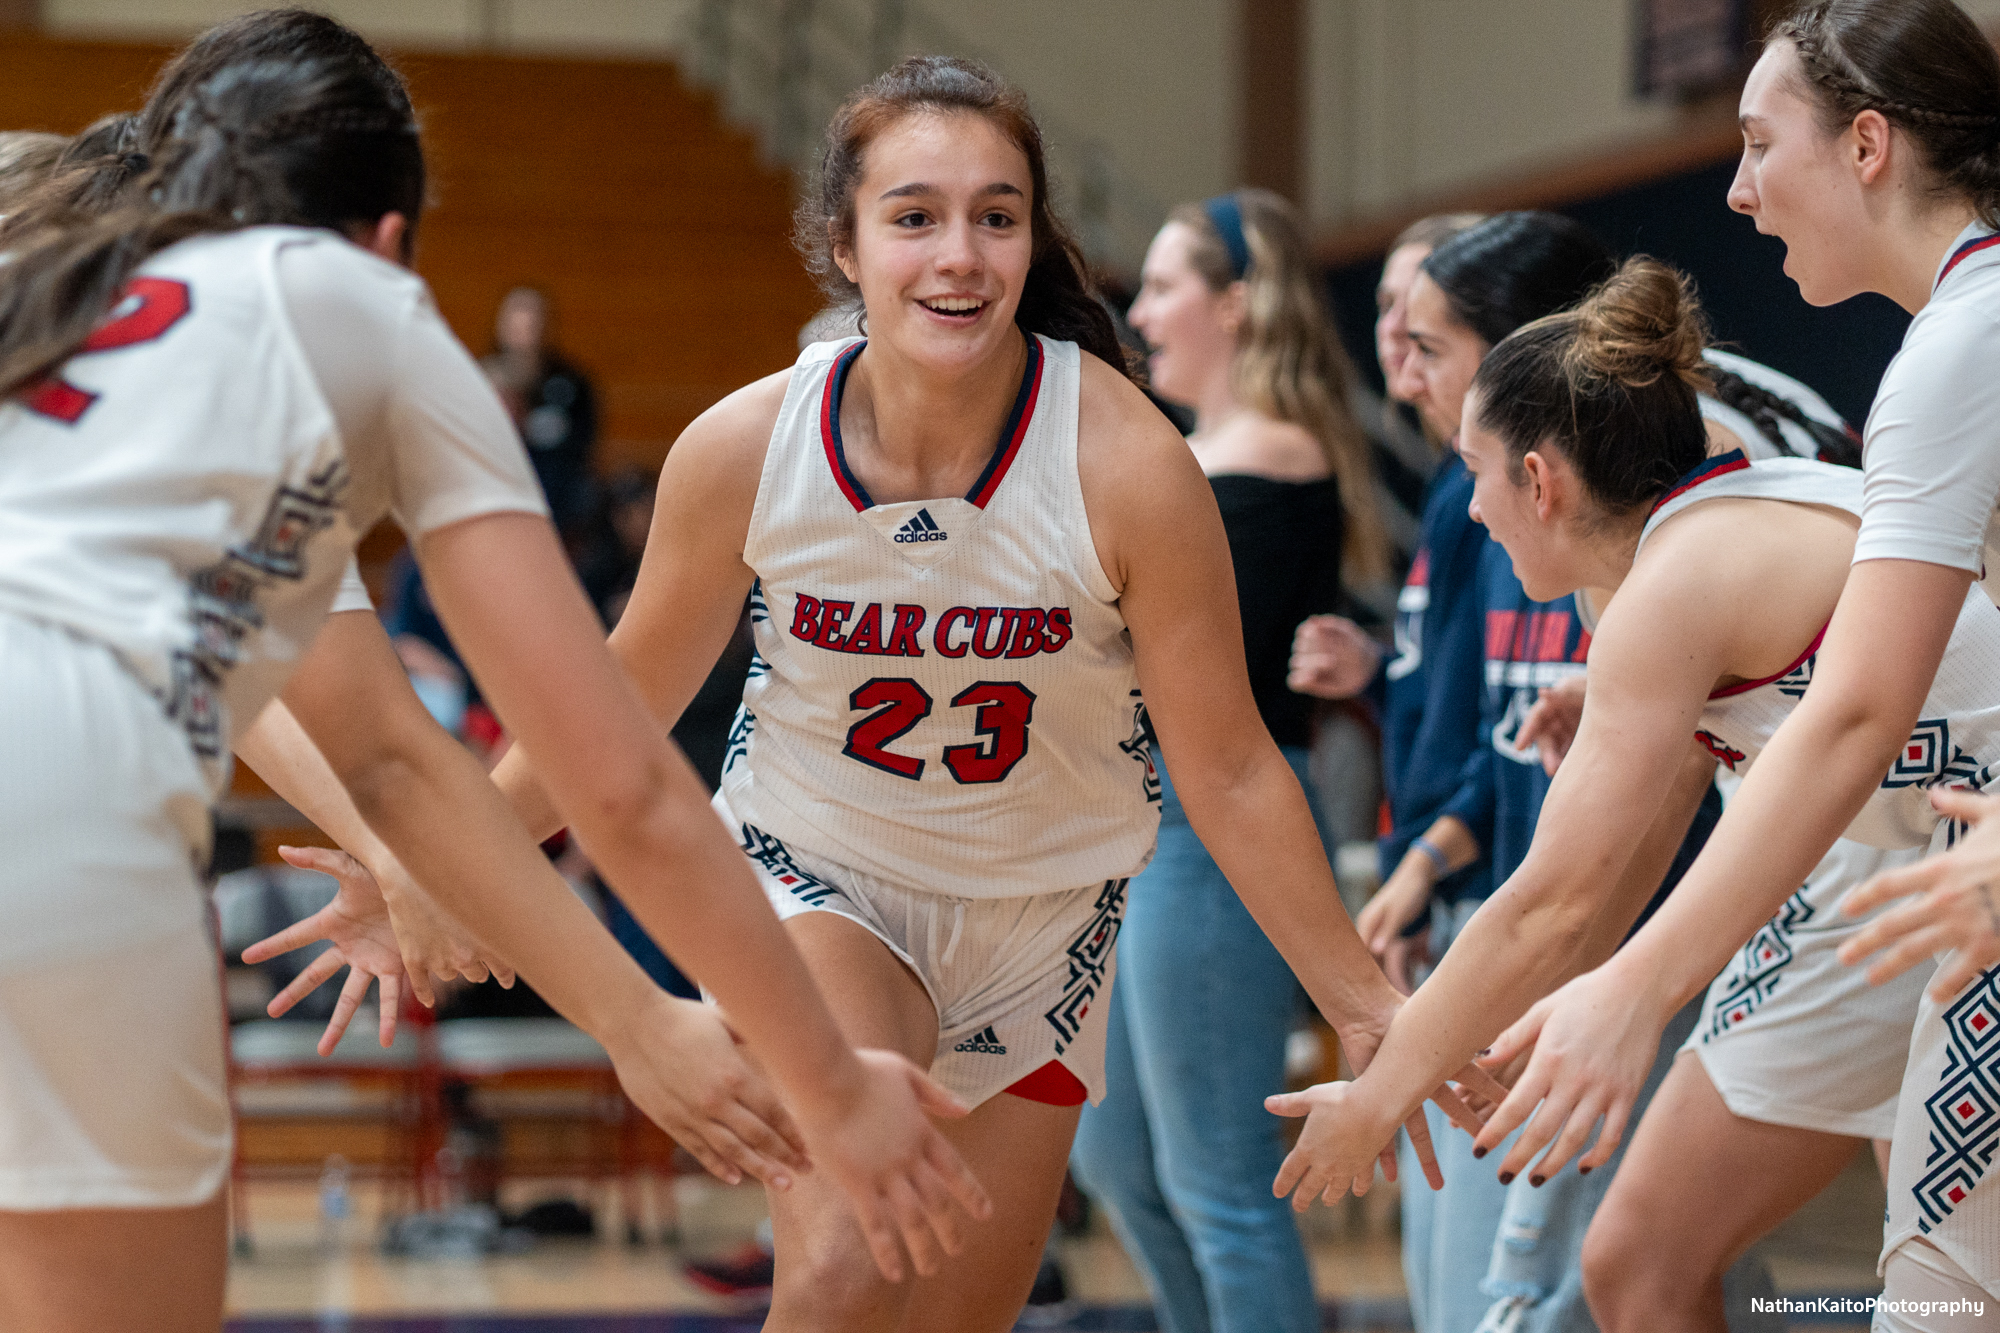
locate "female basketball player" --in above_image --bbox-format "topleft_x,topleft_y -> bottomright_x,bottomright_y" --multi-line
481,57 -> 1493,1333
1066,187 -> 1383,1333
1415,2 -> 2000,1314
0,56 -> 987,1333
1292,216 -> 1874,1333
1265,259 -> 2000,1319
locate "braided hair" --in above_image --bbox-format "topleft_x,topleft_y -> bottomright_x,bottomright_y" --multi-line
1772,1 -> 2000,228
1703,361 -> 1862,466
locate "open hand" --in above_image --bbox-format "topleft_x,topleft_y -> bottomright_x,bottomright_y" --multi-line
241,844 -> 417,1053
606,994 -> 812,1189
1838,787 -> 2000,1002
793,1049 -> 994,1283
1472,967 -> 1665,1185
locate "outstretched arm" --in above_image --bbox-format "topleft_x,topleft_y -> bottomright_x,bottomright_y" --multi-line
1594,559 -> 1967,1030
277,609 -> 810,1188
1080,360 -> 1499,1193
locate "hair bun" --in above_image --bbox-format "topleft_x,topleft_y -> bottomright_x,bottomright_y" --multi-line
1564,256 -> 1711,392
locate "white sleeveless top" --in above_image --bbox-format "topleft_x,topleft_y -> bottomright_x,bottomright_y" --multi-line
719,334 -> 1161,898
0,227 -> 546,791
1636,453 -> 2000,848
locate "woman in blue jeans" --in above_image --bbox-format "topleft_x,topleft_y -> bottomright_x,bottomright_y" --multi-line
1069,189 -> 1389,1333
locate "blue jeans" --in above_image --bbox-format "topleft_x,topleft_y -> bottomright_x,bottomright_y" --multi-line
1397,897 -> 1518,1333
1475,998 -> 1782,1333
1069,747 -> 1325,1333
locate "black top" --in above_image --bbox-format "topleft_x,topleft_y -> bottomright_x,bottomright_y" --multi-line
1209,473 -> 1345,750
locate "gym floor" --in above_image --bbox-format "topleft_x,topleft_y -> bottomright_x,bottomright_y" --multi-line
223,1149 -> 1884,1331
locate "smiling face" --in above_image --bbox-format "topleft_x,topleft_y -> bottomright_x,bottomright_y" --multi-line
1728,42 -> 1877,306
1391,272 -> 1488,440
1374,243 -> 1430,395
1127,220 -> 1241,408
833,109 -> 1035,374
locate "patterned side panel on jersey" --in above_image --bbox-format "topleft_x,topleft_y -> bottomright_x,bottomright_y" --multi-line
1121,691 -> 1161,804
1703,888 -> 1814,1039
1914,967 -> 2000,1231
168,458 -> 350,758
745,579 -> 772,682
737,822 -> 841,906
1883,718 -> 1983,791
1044,878 -> 1126,1055
723,705 -> 756,777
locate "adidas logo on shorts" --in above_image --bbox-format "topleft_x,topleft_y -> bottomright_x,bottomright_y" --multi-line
953,1025 -> 1007,1055
893,508 -> 947,543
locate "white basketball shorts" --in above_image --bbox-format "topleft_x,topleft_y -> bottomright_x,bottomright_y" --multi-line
1687,839 -> 1929,1140
0,612 -> 231,1209
714,793 -> 1124,1110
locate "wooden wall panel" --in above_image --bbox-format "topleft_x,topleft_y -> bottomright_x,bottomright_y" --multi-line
0,34 -> 821,471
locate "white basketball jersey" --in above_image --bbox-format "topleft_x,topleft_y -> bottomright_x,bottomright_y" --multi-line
719,335 -> 1161,898
0,227 -> 543,792
1643,453 -> 2000,848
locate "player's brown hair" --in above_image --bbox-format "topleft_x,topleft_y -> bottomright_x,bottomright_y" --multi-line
0,55 -> 423,402
1471,257 -> 1713,519
794,55 -> 1128,375
1771,0 -> 2000,227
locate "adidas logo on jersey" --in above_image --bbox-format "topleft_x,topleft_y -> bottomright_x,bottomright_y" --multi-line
953,1025 -> 1007,1055
893,509 -> 948,543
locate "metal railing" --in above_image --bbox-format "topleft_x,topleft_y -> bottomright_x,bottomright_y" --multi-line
679,0 -> 1164,274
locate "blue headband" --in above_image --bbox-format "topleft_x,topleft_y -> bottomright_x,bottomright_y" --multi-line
1202,193 -> 1251,280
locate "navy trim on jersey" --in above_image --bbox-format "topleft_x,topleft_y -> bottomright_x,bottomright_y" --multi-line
820,341 -> 874,511
966,335 -> 1044,509
817,333 -> 1045,513
1938,231 -> 2000,292
1650,448 -> 1748,518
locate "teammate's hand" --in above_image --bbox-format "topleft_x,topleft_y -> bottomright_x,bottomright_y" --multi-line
791,1049 -> 994,1283
1472,966 -> 1666,1185
1288,615 -> 1384,700
1269,1005 -> 1509,1206
1266,1079 -> 1403,1208
372,851 -> 517,1003
1838,787 -> 2000,1001
241,844 -> 415,1054
1517,675 -> 1587,777
1356,856 -> 1436,995
603,994 -> 811,1189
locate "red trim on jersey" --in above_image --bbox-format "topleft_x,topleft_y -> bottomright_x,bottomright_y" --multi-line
1709,621 -> 1828,700
819,342 -> 873,512
1650,449 -> 1749,519
1004,1059 -> 1087,1106
966,334 -> 1045,509
1937,233 -> 2000,291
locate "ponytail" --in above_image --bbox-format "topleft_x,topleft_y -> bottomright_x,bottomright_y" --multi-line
0,57 -> 422,402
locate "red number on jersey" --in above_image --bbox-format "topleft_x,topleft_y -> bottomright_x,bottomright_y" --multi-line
22,277 -> 194,424
842,677 -> 1039,784
943,681 -> 1037,784
843,678 -> 934,780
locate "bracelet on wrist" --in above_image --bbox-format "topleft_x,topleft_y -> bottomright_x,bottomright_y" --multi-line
1411,835 -> 1450,877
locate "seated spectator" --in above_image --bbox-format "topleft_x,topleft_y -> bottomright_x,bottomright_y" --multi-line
482,285 -> 599,536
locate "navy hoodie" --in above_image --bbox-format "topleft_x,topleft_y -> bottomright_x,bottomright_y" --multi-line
1377,454 -> 1492,903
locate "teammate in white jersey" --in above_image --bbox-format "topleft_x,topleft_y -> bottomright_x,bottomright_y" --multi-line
1261,260 -> 2000,1324
0,50 -> 988,1331
1405,4 -> 2000,1317
482,56 -> 1496,1333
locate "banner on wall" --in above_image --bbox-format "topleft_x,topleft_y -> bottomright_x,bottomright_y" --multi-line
1637,0 -> 1750,98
